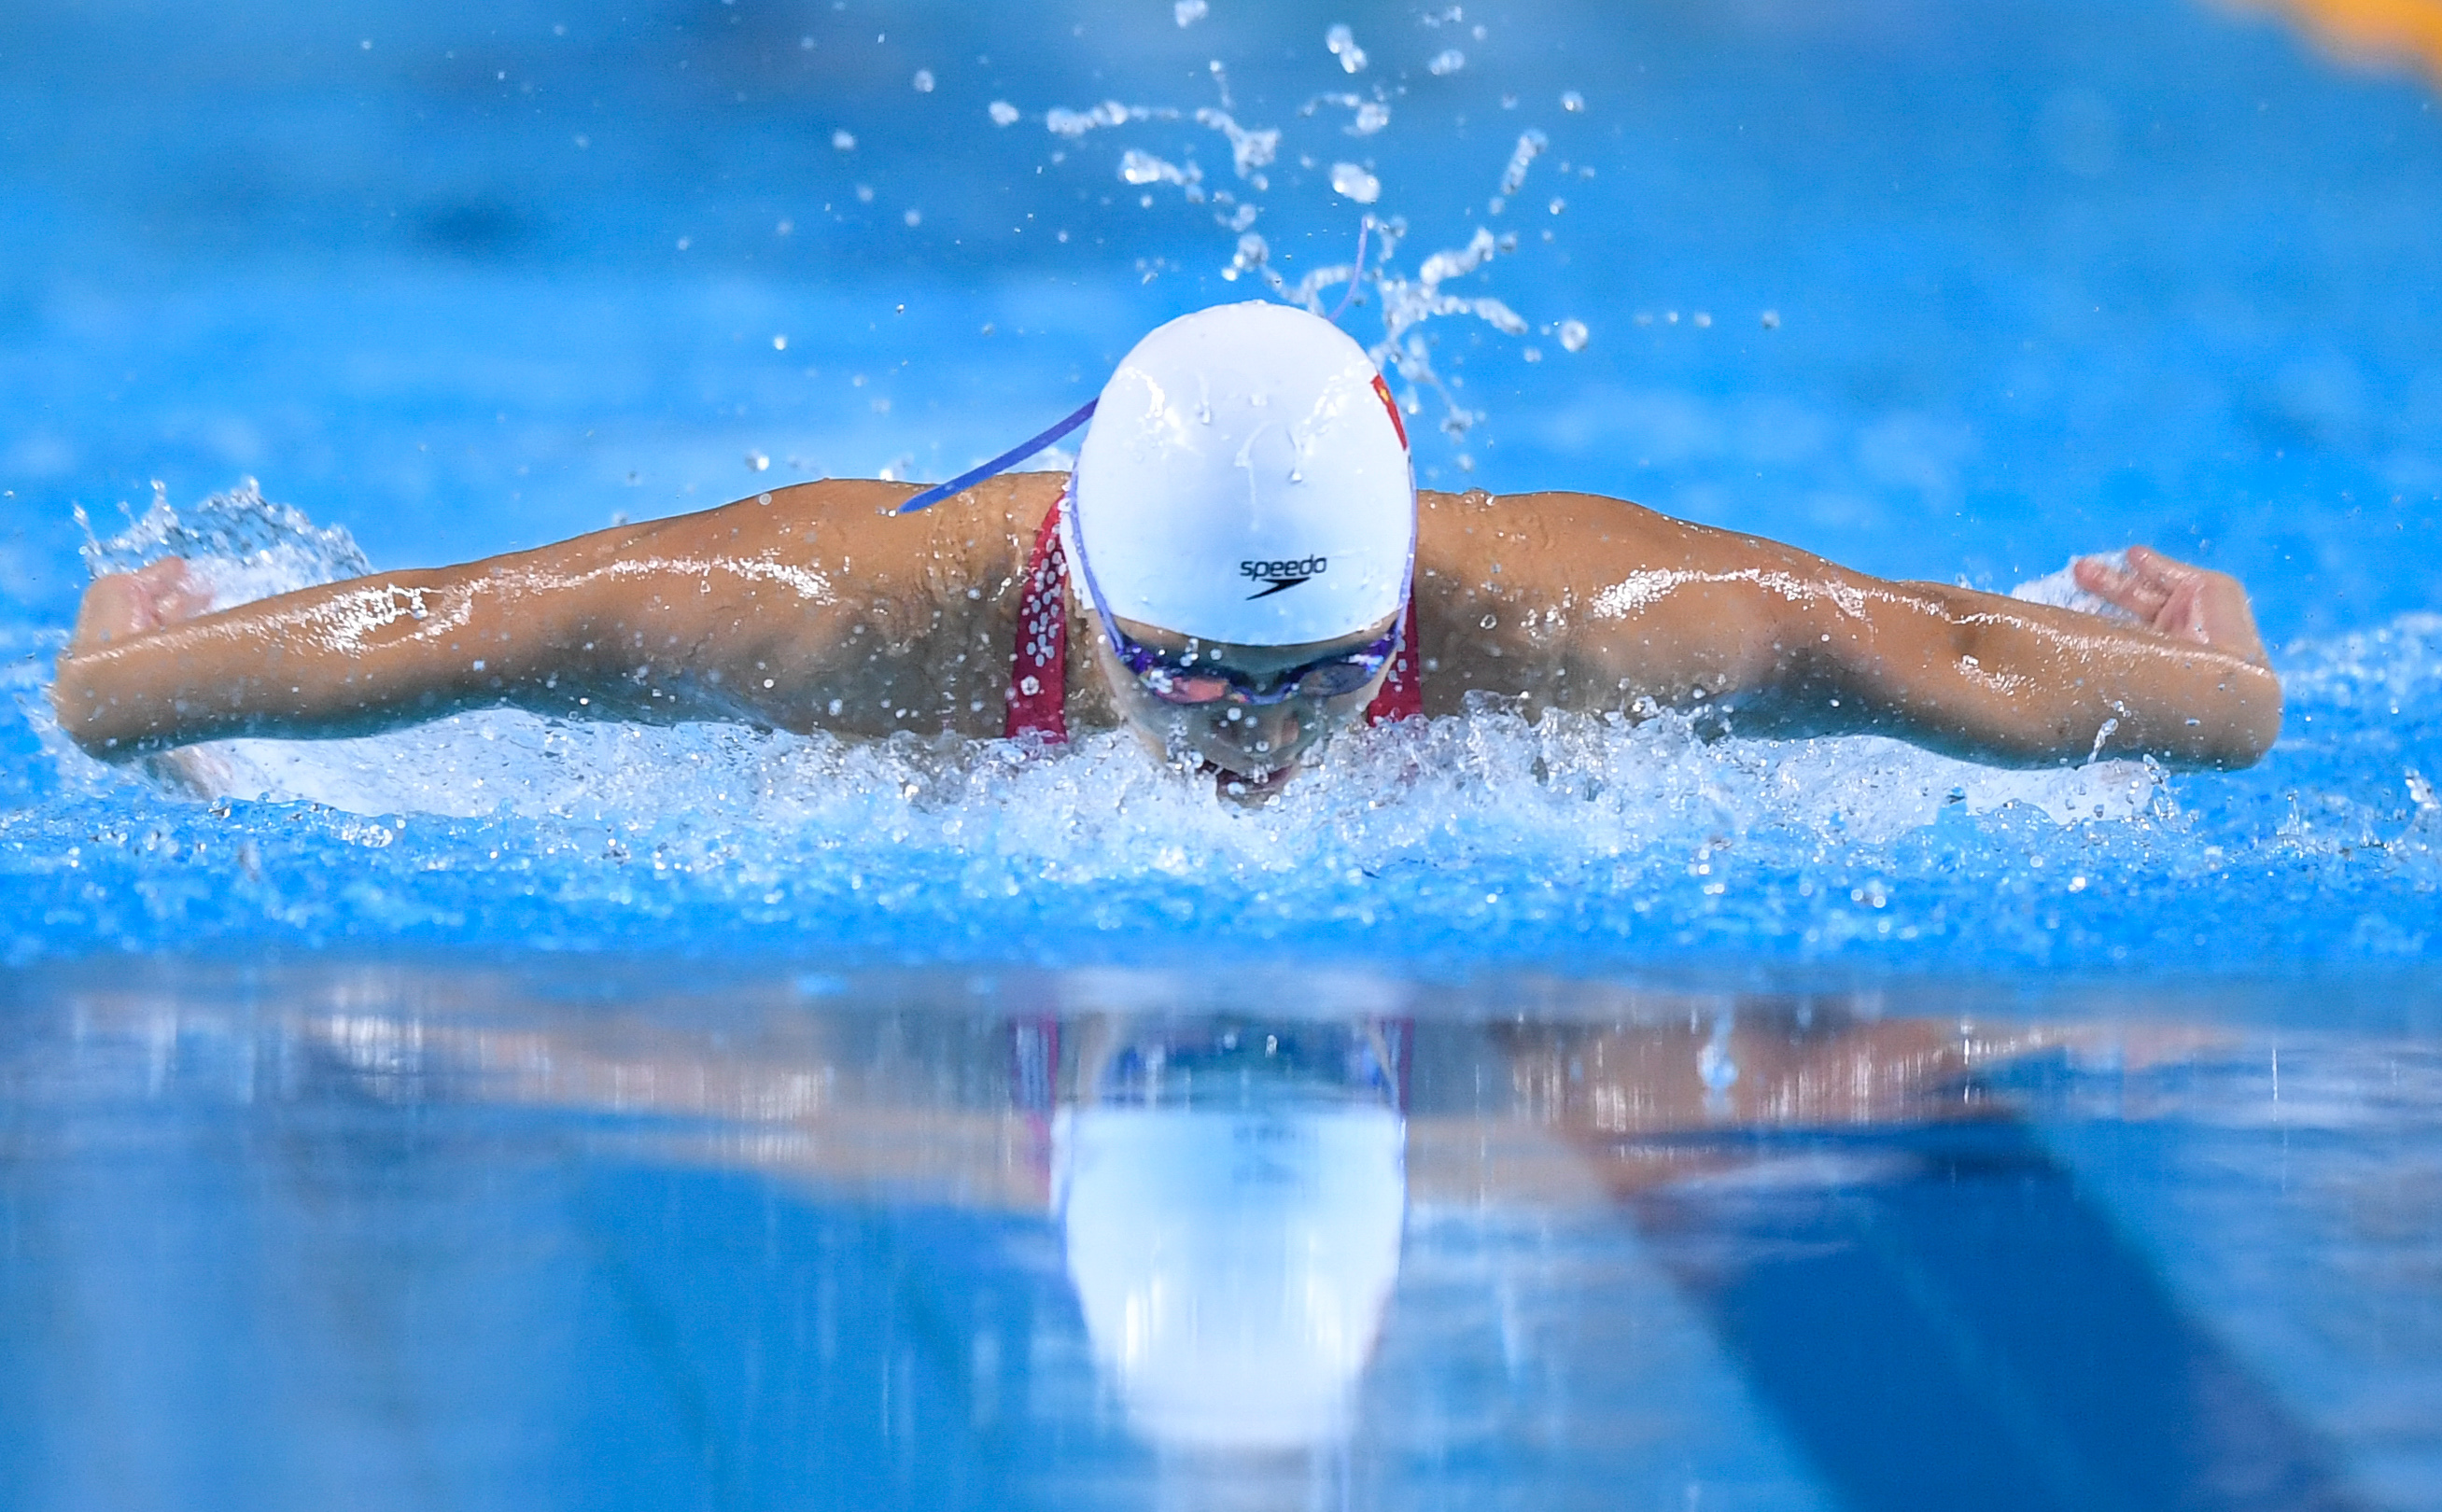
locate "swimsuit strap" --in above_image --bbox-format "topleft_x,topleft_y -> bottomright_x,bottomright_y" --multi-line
1364,597 -> 1424,725
1004,497 -> 1073,742
1001,497 -> 1423,745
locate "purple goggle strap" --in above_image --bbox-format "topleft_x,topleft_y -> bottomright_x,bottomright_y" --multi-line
887,398 -> 1099,517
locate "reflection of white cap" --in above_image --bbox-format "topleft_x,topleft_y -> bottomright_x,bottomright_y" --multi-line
1055,1105 -> 1407,1450
1071,301 -> 1415,647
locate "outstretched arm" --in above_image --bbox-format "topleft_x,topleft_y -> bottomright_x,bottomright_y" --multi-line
1787,545 -> 2281,766
50,477 -> 1048,756
1420,491 -> 2281,768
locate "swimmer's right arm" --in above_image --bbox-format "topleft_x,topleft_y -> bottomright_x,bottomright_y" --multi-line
50,476 -> 1050,756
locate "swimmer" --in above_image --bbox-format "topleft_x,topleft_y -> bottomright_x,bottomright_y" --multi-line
50,302 -> 2281,802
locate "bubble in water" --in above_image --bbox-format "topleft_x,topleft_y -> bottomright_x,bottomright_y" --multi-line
904,208 -> 922,226
747,451 -> 770,472
771,334 -> 788,350
1174,0 -> 1208,25
989,100 -> 1020,126
856,184 -> 874,202
1558,319 -> 1589,353
1761,309 -> 1782,329
1548,196 -> 1565,215
1427,49 -> 1466,76
1329,161 -> 1381,203
1326,23 -> 1368,74
912,69 -> 934,92
1351,101 -> 1389,135
833,129 -> 856,151
1561,90 -> 1585,112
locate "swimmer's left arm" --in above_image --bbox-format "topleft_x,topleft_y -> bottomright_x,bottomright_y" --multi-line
1445,491 -> 2281,768
1795,553 -> 2282,767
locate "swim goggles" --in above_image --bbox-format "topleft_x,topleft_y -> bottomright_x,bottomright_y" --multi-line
1074,510 -> 1401,704
1099,614 -> 1398,707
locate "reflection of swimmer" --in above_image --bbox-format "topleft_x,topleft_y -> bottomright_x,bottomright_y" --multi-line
1056,1019 -> 1406,1451
54,302 -> 2280,803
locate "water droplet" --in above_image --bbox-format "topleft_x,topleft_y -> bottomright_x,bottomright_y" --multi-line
988,100 -> 1020,126
1329,161 -> 1381,203
1557,320 -> 1589,353
911,68 -> 934,92
833,129 -> 856,151
1326,23 -> 1368,74
1427,49 -> 1466,76
1761,309 -> 1782,329
1548,196 -> 1565,215
746,451 -> 770,471
1561,90 -> 1585,112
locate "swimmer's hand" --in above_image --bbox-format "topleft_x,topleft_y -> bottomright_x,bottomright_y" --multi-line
67,557 -> 212,653
2072,545 -> 2268,666
54,559 -> 216,759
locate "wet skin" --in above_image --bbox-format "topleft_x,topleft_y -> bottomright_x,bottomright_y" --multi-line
52,472 -> 2283,793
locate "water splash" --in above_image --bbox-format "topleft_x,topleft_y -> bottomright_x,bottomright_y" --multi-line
1120,150 -> 1202,191
1489,128 -> 1549,214
79,480 -> 372,610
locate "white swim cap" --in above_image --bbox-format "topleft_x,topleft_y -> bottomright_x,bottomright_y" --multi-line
1071,301 -> 1415,647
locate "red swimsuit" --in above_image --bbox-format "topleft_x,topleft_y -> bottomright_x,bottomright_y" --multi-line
1003,501 -> 1423,742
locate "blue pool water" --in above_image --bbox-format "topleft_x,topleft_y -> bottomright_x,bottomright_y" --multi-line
3,0 -> 2441,1505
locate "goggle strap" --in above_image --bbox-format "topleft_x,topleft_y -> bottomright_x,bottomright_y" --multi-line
887,398 -> 1100,517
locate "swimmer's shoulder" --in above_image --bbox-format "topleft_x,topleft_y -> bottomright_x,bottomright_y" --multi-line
1417,487 -> 1679,573
683,473 -> 1064,599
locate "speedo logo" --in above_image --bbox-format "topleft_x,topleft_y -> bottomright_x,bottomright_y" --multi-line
1241,555 -> 1327,599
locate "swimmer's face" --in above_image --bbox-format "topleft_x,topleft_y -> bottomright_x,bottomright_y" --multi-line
1089,612 -> 1396,804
